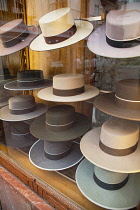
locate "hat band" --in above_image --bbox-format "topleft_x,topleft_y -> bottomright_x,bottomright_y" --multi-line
99,140 -> 138,156
44,25 -> 77,44
46,121 -> 74,131
106,36 -> 140,48
44,146 -> 72,160
2,29 -> 29,48
53,86 -> 85,97
115,95 -> 140,110
10,105 -> 36,115
17,79 -> 45,87
93,173 -> 129,190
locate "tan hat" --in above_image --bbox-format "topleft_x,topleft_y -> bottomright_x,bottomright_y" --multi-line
30,7 -> 93,51
0,19 -> 40,56
37,73 -> 99,102
80,118 -> 140,173
87,2 -> 140,58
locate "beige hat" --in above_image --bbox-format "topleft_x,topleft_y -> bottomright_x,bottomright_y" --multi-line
37,73 -> 99,102
87,2 -> 140,58
80,118 -> 140,173
30,7 -> 93,51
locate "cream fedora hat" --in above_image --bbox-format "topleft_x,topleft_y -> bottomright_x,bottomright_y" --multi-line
80,118 -> 140,173
37,73 -> 99,102
76,158 -> 140,210
0,95 -> 47,121
30,7 -> 93,51
87,2 -> 140,58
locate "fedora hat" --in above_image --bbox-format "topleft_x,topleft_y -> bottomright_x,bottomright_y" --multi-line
0,95 -> 47,121
87,2 -> 140,58
37,73 -> 99,102
0,121 -> 37,148
0,19 -> 40,56
76,158 -> 140,210
80,118 -> 140,173
94,79 -> 140,121
30,7 -> 93,51
30,105 -> 91,142
4,70 -> 52,90
29,140 -> 83,171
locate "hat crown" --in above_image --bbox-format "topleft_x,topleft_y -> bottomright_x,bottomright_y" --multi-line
100,118 -> 139,149
9,95 -> 35,110
17,70 -> 44,82
39,7 -> 74,37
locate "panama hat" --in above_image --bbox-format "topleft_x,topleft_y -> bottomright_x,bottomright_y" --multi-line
94,79 -> 140,121
0,95 -> 47,121
29,140 -> 83,171
76,158 -> 140,210
30,7 -> 93,51
87,2 -> 140,58
80,118 -> 140,173
4,70 -> 52,90
0,19 -> 40,56
30,104 -> 91,142
0,121 -> 37,148
37,73 -> 99,102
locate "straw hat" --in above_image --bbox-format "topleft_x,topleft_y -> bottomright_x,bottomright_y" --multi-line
0,121 -> 37,148
87,2 -> 140,58
0,95 -> 47,121
80,118 -> 140,173
30,7 -> 93,51
30,104 -> 91,142
29,140 -> 83,171
94,79 -> 140,121
37,73 -> 99,102
4,70 -> 52,90
0,19 -> 40,56
76,158 -> 140,210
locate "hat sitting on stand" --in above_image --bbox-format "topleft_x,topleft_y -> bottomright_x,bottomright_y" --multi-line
37,73 -> 99,102
80,118 -> 140,173
4,70 -> 52,90
94,79 -> 140,121
30,7 -> 93,51
76,158 -> 140,210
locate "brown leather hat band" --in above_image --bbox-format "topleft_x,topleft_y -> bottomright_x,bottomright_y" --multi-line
10,105 -> 36,115
46,121 -> 74,132
53,86 -> 85,97
99,141 -> 138,156
44,25 -> 77,44
17,79 -> 45,87
115,96 -> 140,110
44,146 -> 72,160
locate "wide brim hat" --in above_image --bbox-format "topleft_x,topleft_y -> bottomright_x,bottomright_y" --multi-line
29,140 -> 83,171
76,158 -> 140,210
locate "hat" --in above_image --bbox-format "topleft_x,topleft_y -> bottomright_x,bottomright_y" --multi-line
0,95 -> 47,121
76,158 -> 140,210
30,7 -> 93,51
80,118 -> 140,173
0,121 -> 38,148
87,2 -> 140,58
0,19 -> 40,56
0,84 -> 11,108
4,70 -> 52,90
94,79 -> 140,121
30,105 -> 91,142
29,140 -> 83,171
37,73 -> 99,102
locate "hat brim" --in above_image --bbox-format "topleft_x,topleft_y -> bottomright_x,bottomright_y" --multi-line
87,24 -> 140,58
76,159 -> 140,210
94,93 -> 140,121
37,85 -> 99,102
29,140 -> 83,171
0,25 -> 40,56
4,79 -> 52,90
0,103 -> 47,121
80,127 -> 140,173
30,112 -> 91,142
30,20 -> 93,51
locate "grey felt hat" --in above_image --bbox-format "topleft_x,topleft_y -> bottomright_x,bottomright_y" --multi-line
30,104 -> 91,142
76,158 -> 140,210
4,70 -> 52,90
0,95 -> 47,121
